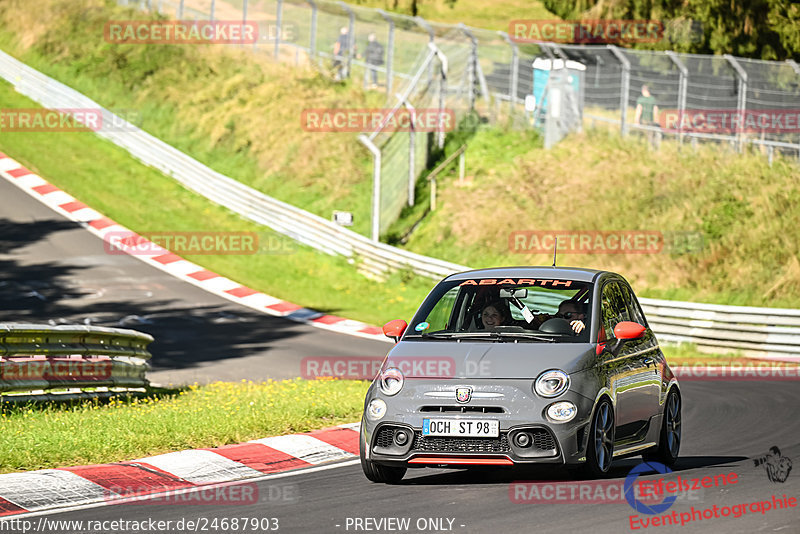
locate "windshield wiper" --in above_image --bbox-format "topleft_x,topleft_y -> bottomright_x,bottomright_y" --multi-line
417,331 -> 555,342
488,331 -> 556,342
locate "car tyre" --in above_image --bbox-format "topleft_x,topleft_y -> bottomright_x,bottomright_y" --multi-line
360,439 -> 407,483
643,389 -> 681,467
584,398 -> 615,478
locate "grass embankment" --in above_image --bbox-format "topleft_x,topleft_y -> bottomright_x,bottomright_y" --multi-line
0,0 -> 382,237
397,127 -> 800,309
0,379 -> 368,473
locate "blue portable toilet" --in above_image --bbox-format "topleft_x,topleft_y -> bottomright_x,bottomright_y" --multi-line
529,58 -> 586,130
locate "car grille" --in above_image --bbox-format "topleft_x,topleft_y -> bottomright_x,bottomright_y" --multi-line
412,432 -> 511,453
419,406 -> 505,414
376,426 -> 396,448
529,429 -> 556,452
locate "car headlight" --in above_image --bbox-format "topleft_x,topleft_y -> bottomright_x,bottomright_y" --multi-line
367,399 -> 387,420
547,401 -> 577,422
379,367 -> 404,396
535,369 -> 570,398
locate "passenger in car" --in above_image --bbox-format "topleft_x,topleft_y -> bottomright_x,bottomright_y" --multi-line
480,301 -> 509,329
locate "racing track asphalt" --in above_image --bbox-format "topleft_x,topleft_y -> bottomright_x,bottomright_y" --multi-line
0,175 -> 389,384
2,176 -> 799,533
11,381 -> 800,534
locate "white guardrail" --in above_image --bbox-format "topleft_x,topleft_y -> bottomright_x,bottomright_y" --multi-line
0,323 -> 153,399
0,50 -> 798,361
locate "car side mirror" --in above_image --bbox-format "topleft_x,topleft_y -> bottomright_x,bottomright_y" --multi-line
603,321 -> 646,356
382,319 -> 408,343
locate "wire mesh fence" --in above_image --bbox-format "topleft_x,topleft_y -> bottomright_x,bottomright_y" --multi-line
120,0 -> 800,237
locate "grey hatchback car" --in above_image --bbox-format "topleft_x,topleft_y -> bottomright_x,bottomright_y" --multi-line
360,267 -> 681,483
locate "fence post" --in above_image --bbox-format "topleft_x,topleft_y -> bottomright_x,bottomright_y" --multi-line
498,31 -> 519,113
274,0 -> 283,59
724,54 -> 748,152
377,10 -> 395,97
666,51 -> 688,144
337,2 -> 355,80
210,0 -> 215,21
178,0 -> 184,18
608,45 -> 630,137
307,0 -> 317,61
431,43 -> 449,150
359,135 -> 382,241
415,17 -> 435,84
458,24 -> 477,111
401,99 -> 417,207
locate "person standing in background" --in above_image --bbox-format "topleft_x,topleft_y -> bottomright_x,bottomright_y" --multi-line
332,27 -> 351,81
634,84 -> 659,126
362,33 -> 384,89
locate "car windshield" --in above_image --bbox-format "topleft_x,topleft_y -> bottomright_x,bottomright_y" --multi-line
405,277 -> 592,343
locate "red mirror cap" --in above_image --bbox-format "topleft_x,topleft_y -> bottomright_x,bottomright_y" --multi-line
614,321 -> 646,341
383,319 -> 408,339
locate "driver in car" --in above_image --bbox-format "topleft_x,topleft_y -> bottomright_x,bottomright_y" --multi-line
556,300 -> 587,334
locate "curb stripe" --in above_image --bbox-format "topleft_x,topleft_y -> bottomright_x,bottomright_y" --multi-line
0,470 -> 109,512
0,425 -> 359,517
187,270 -> 219,281
151,253 -> 182,265
226,286 -> 258,298
250,435 -> 354,465
266,301 -> 302,313
0,498 -> 26,515
59,201 -> 88,213
61,464 -> 188,494
308,428 -> 360,456
204,443 -> 312,474
132,450 -> 263,485
89,217 -> 116,230
32,183 -> 58,195
6,168 -> 30,178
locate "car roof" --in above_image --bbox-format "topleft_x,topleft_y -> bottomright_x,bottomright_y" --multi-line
444,266 -> 612,283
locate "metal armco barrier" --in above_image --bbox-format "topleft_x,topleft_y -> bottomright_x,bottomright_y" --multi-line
0,324 -> 153,395
638,299 -> 800,361
0,52 -> 797,360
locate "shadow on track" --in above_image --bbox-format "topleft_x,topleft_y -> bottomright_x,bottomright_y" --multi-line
0,217 -> 343,374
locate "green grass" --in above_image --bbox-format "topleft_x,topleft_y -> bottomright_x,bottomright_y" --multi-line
0,379 -> 368,473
